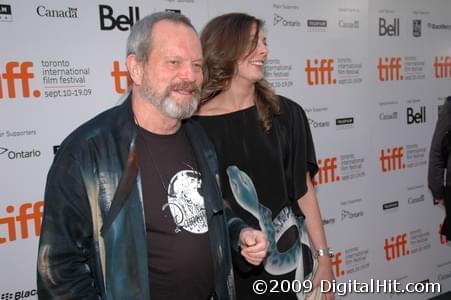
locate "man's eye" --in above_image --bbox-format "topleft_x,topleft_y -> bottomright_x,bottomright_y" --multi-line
169,60 -> 180,65
193,63 -> 202,70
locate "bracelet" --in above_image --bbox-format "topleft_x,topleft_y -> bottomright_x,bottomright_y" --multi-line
314,247 -> 334,258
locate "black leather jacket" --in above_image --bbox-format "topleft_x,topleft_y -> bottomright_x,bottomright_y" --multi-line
37,94 -> 245,299
429,96 -> 451,199
428,96 -> 451,240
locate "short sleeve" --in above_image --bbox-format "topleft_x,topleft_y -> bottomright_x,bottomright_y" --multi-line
276,96 -> 318,216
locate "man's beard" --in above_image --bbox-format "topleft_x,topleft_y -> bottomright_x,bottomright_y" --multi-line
140,78 -> 200,120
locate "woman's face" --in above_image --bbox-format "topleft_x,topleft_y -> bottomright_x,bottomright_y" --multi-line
235,23 -> 268,84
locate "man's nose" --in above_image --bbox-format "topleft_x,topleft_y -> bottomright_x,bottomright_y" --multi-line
179,63 -> 202,82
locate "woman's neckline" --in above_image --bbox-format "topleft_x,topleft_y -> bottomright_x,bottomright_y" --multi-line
195,104 -> 256,118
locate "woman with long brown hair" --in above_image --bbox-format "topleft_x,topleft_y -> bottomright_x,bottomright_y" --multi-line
195,13 -> 335,300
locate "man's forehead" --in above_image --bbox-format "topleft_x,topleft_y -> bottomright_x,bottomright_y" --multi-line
152,19 -> 196,37
149,21 -> 201,56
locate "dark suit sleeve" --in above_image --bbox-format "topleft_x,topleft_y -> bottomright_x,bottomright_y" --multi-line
37,156 -> 101,300
428,102 -> 451,200
225,205 -> 254,272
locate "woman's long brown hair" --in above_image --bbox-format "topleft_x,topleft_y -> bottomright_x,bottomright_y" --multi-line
200,13 -> 280,132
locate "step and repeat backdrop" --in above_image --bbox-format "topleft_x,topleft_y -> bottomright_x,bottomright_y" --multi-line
1,0 -> 451,299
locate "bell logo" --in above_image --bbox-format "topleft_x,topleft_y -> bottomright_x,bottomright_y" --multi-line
99,4 -> 140,31
331,251 -> 345,277
111,61 -> 131,94
313,157 -> 340,185
407,106 -> 426,124
305,59 -> 336,86
434,56 -> 451,79
384,233 -> 409,261
379,146 -> 406,172
377,57 -> 403,81
0,201 -> 43,245
0,61 -> 40,99
379,18 -> 400,36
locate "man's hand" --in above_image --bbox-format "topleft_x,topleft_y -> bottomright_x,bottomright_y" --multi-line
239,228 -> 268,266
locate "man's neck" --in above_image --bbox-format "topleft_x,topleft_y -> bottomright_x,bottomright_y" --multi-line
132,94 -> 181,135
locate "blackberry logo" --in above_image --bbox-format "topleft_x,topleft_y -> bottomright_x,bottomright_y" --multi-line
1,293 -> 13,300
0,290 -> 37,299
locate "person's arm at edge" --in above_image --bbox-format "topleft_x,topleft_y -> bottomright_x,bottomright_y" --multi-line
37,159 -> 100,300
298,173 -> 335,300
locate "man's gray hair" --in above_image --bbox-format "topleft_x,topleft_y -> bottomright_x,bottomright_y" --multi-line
126,11 -> 196,63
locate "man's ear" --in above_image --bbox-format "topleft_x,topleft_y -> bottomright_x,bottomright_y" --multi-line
126,54 -> 144,86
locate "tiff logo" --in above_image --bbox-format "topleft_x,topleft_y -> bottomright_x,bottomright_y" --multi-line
0,201 -> 43,244
407,106 -> 426,124
331,251 -> 345,277
0,62 -> 40,99
305,59 -> 336,86
384,233 -> 409,261
379,18 -> 400,36
111,61 -> 131,94
99,4 -> 140,31
377,57 -> 403,81
313,157 -> 340,185
380,146 -> 405,172
434,56 -> 451,79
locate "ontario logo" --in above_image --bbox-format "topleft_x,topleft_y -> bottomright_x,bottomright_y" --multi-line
273,13 -> 300,27
0,146 -> 41,160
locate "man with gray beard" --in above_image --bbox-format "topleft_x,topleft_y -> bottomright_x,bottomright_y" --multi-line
37,12 -> 268,300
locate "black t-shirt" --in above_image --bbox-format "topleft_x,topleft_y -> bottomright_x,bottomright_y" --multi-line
136,125 -> 214,300
196,96 -> 318,299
